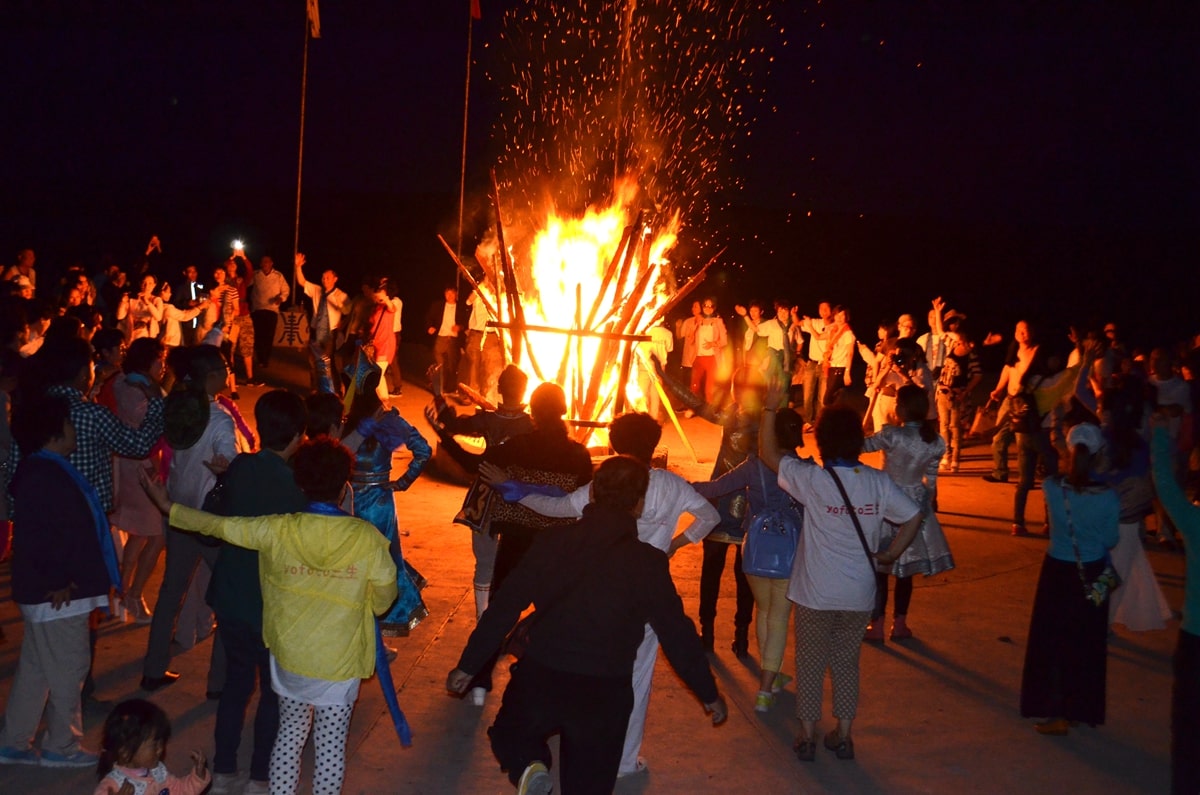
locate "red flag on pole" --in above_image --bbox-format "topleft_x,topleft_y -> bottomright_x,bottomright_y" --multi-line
470,0 -> 481,20
307,0 -> 321,38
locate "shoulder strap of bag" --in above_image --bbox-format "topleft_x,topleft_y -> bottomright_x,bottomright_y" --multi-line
825,465 -> 875,567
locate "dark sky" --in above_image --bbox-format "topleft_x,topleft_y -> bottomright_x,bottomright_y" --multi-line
2,1 -> 1196,340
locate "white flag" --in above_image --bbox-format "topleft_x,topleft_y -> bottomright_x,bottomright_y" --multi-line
307,0 -> 321,38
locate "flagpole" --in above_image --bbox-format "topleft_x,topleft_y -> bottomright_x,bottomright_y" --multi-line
293,9 -> 312,300
456,1 -> 476,290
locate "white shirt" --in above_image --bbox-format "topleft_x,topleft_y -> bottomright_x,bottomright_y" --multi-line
388,296 -> 403,333
826,326 -> 857,368
804,318 -> 829,362
778,457 -> 918,612
168,400 -> 238,509
252,268 -> 291,313
270,654 -> 360,706
467,292 -> 491,332
520,468 -> 720,552
439,302 -> 458,336
745,317 -> 786,352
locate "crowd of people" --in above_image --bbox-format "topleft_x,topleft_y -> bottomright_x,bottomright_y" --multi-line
0,240 -> 1198,794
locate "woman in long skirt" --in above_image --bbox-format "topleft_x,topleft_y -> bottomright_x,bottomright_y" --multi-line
1020,422 -> 1119,734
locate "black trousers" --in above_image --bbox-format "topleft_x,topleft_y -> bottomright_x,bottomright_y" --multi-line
213,616 -> 277,782
1174,630 -> 1200,794
470,523 -> 539,692
489,658 -> 632,795
698,539 -> 754,637
250,309 -> 278,366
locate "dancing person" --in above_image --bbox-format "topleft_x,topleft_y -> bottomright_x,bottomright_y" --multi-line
141,437 -> 398,795
295,253 -> 348,396
985,320 -> 1041,484
1150,412 -> 1200,794
797,301 -> 833,428
463,382 -> 594,702
447,455 -> 728,795
93,699 -> 210,795
342,368 -> 431,636
1019,423 -> 1118,735
109,338 -> 169,626
692,408 -> 805,712
426,286 -> 467,398
688,297 -> 729,404
425,363 -> 533,634
249,255 -> 289,369
862,385 -> 953,641
936,331 -> 982,472
760,393 -> 921,762
0,394 -> 120,769
205,390 -> 309,795
484,411 -> 720,777
821,305 -> 857,407
141,345 -> 234,693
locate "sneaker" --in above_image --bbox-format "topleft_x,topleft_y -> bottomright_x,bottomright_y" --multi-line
771,672 -> 793,694
863,621 -> 885,643
516,760 -> 553,795
0,746 -> 39,766
982,473 -> 1009,483
469,686 -> 486,706
1011,524 -> 1029,537
823,729 -> 855,760
244,780 -> 270,795
950,462 -> 960,473
210,771 -> 245,795
39,748 -> 100,768
939,458 -> 950,471
616,756 -> 648,778
754,691 -> 775,712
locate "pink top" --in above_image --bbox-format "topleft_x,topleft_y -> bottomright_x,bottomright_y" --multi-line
94,762 -> 209,795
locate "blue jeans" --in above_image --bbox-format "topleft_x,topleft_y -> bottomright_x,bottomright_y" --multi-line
213,617 -> 278,781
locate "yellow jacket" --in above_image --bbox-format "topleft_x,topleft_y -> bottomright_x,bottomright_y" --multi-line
170,504 -> 398,681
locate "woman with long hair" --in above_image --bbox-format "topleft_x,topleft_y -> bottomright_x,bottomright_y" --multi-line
341,368 -> 431,635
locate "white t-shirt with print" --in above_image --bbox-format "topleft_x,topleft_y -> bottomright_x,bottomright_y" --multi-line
778,458 -> 919,612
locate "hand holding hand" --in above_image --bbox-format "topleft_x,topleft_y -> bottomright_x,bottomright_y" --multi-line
446,669 -> 472,694
478,461 -> 509,487
138,468 -> 172,514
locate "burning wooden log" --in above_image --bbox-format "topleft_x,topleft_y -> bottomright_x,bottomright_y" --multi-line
490,168 -> 525,364
645,246 -> 726,328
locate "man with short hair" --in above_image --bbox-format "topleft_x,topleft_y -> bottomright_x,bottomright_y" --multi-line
448,455 -> 727,794
426,286 -> 467,397
2,249 -> 36,296
250,256 -> 290,369
797,301 -> 833,428
295,253 -> 348,395
207,390 -> 308,795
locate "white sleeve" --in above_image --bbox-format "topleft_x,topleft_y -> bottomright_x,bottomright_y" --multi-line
519,486 -> 589,519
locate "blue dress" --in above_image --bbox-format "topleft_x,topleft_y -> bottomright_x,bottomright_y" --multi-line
351,409 -> 432,634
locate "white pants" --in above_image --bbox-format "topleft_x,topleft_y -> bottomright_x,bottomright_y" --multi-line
618,623 -> 659,775
0,612 -> 90,755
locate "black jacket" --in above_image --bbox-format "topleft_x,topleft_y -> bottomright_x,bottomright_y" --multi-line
457,503 -> 719,704
10,456 -> 109,605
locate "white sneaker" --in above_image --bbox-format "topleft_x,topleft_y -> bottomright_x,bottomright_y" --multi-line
209,771 -> 245,795
469,686 -> 486,706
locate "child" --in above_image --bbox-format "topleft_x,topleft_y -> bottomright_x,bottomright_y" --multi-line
94,698 -> 210,795
141,437 -> 398,795
862,384 -> 955,641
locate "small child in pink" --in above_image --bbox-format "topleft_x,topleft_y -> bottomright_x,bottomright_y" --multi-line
93,699 -> 210,795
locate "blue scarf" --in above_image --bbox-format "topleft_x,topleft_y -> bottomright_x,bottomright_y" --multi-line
824,457 -> 862,469
32,450 -> 122,598
307,501 -> 413,747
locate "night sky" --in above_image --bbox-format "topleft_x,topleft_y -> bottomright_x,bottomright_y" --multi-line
2,1 -> 1196,346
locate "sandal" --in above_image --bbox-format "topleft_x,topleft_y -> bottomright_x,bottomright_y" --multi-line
792,736 -> 816,762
